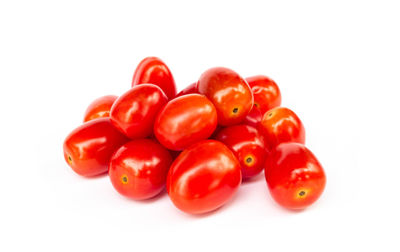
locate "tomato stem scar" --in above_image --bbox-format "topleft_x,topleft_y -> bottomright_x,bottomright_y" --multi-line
67,155 -> 72,164
299,191 -> 306,197
121,175 -> 128,184
246,157 -> 253,163
232,108 -> 239,114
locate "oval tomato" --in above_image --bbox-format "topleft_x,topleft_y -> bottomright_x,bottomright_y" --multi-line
197,67 -> 253,126
83,95 -> 118,122
176,82 -> 198,97
109,139 -> 172,200
215,125 -> 267,179
63,118 -> 129,177
265,143 -> 326,209
132,57 -> 177,99
110,84 -> 168,139
246,75 -> 281,113
243,106 -> 264,128
154,94 -> 217,151
259,107 -> 305,149
167,140 -> 241,214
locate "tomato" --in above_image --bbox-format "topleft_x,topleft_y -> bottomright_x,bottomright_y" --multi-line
132,57 -> 177,100
83,95 -> 118,122
154,94 -> 217,151
259,107 -> 305,149
265,143 -> 326,209
246,75 -> 281,114
109,139 -> 172,200
243,106 -> 264,128
167,140 -> 241,214
63,118 -> 129,177
197,67 -> 253,126
176,82 -> 198,97
110,84 -> 168,139
215,125 -> 267,179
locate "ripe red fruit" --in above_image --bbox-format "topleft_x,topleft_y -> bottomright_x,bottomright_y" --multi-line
265,143 -> 326,209
132,57 -> 177,100
167,140 -> 242,214
215,125 -> 267,179
63,118 -> 129,177
110,84 -> 168,139
197,67 -> 253,126
243,106 -> 264,128
246,75 -> 281,113
109,139 -> 172,200
83,95 -> 118,122
154,94 -> 217,151
258,107 -> 305,149
176,82 -> 198,97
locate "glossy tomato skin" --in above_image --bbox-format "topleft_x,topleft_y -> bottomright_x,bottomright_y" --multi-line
110,84 -> 168,139
167,140 -> 242,214
243,106 -> 264,128
246,75 -> 281,114
197,67 -> 253,126
176,82 -> 198,97
132,57 -> 177,99
154,94 -> 217,151
63,118 -> 129,177
109,139 -> 172,200
265,143 -> 326,210
83,95 -> 118,122
259,107 -> 305,149
216,125 -> 267,179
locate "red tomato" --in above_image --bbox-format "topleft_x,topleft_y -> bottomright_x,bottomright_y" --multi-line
215,125 -> 267,179
63,118 -> 129,177
243,106 -> 264,128
110,84 -> 168,139
132,57 -> 177,100
265,143 -> 326,209
167,140 -> 241,214
83,95 -> 118,122
197,67 -> 253,126
259,107 -> 305,149
176,82 -> 198,97
154,94 -> 217,151
246,75 -> 281,113
109,139 -> 172,200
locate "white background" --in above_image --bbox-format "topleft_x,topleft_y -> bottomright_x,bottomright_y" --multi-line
1,0 -> 399,251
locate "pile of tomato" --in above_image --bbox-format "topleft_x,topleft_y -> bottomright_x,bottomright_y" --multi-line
63,57 -> 326,214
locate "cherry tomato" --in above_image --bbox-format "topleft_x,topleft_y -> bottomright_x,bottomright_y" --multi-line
176,82 -> 198,97
265,143 -> 326,209
63,118 -> 129,177
243,106 -> 264,128
259,107 -> 305,149
110,84 -> 168,139
132,57 -> 177,100
215,125 -> 266,179
167,140 -> 241,214
154,94 -> 217,151
83,95 -> 118,122
109,139 -> 172,200
246,75 -> 281,113
197,67 -> 253,126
